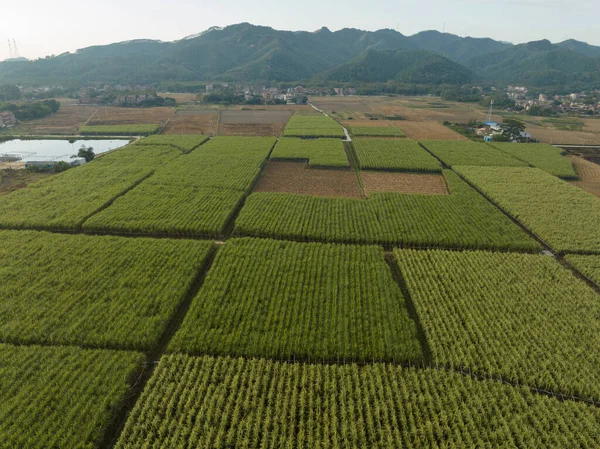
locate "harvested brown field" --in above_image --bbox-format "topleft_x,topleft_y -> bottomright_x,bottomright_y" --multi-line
254,161 -> 362,198
0,168 -> 53,195
569,155 -> 600,198
162,110 -> 219,135
398,121 -> 469,141
361,171 -> 449,196
221,110 -> 292,124
219,123 -> 285,137
88,107 -> 175,126
237,104 -> 313,112
341,120 -> 403,128
157,93 -> 198,104
525,124 -> 600,145
11,105 -> 97,135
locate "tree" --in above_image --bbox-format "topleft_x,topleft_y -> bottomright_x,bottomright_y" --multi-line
77,145 -> 95,162
0,85 -> 21,101
500,119 -> 526,141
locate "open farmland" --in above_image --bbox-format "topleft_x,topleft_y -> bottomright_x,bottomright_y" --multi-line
271,137 -> 349,167
0,344 -> 144,449
490,142 -> 577,179
134,134 -> 209,152
87,106 -> 174,126
283,115 -> 345,138
236,171 -> 540,251
565,254 -> 600,285
361,172 -> 449,196
422,140 -> 528,167
349,125 -> 405,137
162,110 -> 219,135
397,249 -> 600,401
456,166 -> 600,253
254,161 -> 362,198
570,155 -> 600,197
353,138 -> 442,172
80,124 -> 160,136
9,104 -> 97,135
170,238 -> 421,362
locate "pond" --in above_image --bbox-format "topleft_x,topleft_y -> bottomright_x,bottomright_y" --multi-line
0,139 -> 131,163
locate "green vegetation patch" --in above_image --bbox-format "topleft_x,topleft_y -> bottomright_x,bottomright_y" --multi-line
0,344 -> 144,449
565,254 -> 600,285
455,166 -> 600,253
283,115 -> 344,138
397,249 -> 600,401
350,126 -> 405,137
542,117 -> 585,131
0,231 -> 213,350
354,138 -> 442,172
490,142 -> 577,179
80,124 -> 160,136
271,138 -> 349,167
134,134 -> 209,152
83,184 -> 244,238
235,171 -> 539,251
116,354 -> 600,448
421,140 -> 527,167
170,238 -> 421,362
0,145 -> 180,231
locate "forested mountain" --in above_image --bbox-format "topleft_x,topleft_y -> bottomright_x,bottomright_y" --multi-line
0,23 -> 598,89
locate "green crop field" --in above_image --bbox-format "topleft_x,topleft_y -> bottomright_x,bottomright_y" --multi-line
565,254 -> 600,284
0,344 -> 144,449
354,138 -> 442,172
83,184 -> 244,237
421,140 -> 528,167
116,354 -> 600,449
235,171 -> 539,251
349,125 -> 405,137
0,231 -> 213,350
80,124 -> 160,136
271,138 -> 349,167
170,238 -> 421,362
397,249 -> 600,401
489,142 -> 578,179
456,166 -> 600,253
134,134 -> 209,152
283,115 -> 345,138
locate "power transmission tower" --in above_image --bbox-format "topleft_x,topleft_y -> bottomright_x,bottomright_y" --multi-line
12,39 -> 20,58
487,100 -> 494,122
8,40 -> 14,59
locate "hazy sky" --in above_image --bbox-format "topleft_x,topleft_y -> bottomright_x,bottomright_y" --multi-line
2,0 -> 599,61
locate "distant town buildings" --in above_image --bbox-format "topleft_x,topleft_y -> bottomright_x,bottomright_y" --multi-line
0,111 -> 16,128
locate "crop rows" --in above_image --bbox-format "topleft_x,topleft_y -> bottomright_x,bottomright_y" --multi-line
0,230 -> 213,350
116,354 -> 600,448
490,142 -> 578,179
396,249 -> 600,402
84,137 -> 275,237
134,134 -> 209,152
283,115 -> 345,138
349,125 -> 405,137
0,343 -> 144,449
170,238 -> 421,362
235,171 -> 539,251
455,166 -> 600,253
421,140 -> 527,167
565,254 -> 600,284
354,138 -> 442,172
80,124 -> 160,136
0,145 -> 181,231
270,137 -> 349,167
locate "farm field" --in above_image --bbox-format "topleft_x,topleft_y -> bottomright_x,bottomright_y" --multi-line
80,124 -> 160,136
3,98 -> 600,447
397,249 -> 600,401
116,354 -> 600,449
353,138 -> 442,172
349,125 -> 405,137
254,161 -> 362,198
236,171 -> 540,251
271,137 -> 348,167
170,238 -> 421,362
456,166 -> 600,253
8,104 -> 97,135
361,171 -> 449,196
0,230 -> 213,349
0,344 -> 144,449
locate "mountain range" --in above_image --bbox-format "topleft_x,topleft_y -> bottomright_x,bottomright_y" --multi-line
0,23 -> 599,89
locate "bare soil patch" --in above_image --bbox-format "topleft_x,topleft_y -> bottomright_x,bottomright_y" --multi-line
219,123 -> 285,137
361,171 -> 449,196
569,155 -> 600,198
12,105 -> 97,135
254,161 -> 362,198
221,110 -> 292,124
88,107 -> 175,126
0,168 -> 53,195
162,110 -> 219,135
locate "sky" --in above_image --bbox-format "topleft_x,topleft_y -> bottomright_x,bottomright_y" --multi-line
1,0 -> 599,61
